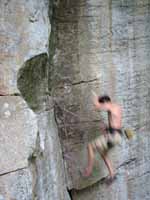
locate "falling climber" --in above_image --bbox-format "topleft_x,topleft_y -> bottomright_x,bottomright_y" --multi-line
83,95 -> 123,183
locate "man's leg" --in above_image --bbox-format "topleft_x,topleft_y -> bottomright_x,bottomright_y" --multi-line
100,152 -> 115,178
83,143 -> 95,177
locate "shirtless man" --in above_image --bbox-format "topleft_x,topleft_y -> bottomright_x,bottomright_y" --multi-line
83,95 -> 122,181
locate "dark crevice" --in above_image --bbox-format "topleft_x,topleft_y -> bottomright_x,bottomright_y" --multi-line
28,131 -> 43,200
116,3 -> 150,8
53,17 -> 79,23
128,170 -> 150,181
117,157 -> 137,169
53,78 -> 99,90
0,93 -> 21,97
10,93 -> 20,96
0,167 -> 28,177
67,188 -> 73,200
72,78 -> 99,85
56,119 -> 101,126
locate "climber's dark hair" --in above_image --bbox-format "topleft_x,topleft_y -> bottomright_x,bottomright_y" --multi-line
98,95 -> 111,103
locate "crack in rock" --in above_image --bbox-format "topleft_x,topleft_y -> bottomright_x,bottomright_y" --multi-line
117,157 -> 137,169
0,167 -> 28,177
72,78 -> 99,86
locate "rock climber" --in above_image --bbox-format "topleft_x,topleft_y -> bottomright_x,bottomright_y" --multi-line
83,95 -> 122,182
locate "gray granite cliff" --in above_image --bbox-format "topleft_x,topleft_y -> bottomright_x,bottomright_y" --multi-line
0,0 -> 150,199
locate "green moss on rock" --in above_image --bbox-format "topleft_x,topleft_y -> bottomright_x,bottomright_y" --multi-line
17,53 -> 48,112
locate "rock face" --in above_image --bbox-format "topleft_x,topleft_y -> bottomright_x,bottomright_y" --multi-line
51,0 -> 150,199
0,1 -> 70,200
17,54 -> 70,200
0,96 -> 37,175
0,0 -> 50,94
1,0 -> 150,200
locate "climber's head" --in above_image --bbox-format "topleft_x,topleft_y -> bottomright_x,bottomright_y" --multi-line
96,95 -> 111,111
93,94 -> 112,110
98,95 -> 111,103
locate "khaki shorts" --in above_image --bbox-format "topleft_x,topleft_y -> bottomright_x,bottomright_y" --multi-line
90,133 -> 122,154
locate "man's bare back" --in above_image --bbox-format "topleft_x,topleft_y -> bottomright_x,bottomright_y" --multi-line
108,103 -> 122,130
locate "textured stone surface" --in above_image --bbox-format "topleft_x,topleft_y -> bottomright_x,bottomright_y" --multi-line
1,0 -> 150,199
0,96 -> 37,175
32,110 -> 70,200
18,53 -> 70,200
17,53 -> 49,112
0,0 -> 50,94
0,0 -> 52,199
72,131 -> 150,200
111,0 -> 150,132
0,169 -> 33,200
51,0 -> 150,198
0,0 -> 70,200
51,0 -> 107,189
51,0 -> 117,189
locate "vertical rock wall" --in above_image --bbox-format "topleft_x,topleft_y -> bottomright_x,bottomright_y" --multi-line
1,0 -> 150,199
0,0 -> 50,94
17,54 -> 70,200
0,1 -> 70,200
51,0 -> 150,199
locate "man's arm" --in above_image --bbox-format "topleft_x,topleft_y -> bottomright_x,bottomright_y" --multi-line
93,95 -> 101,109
